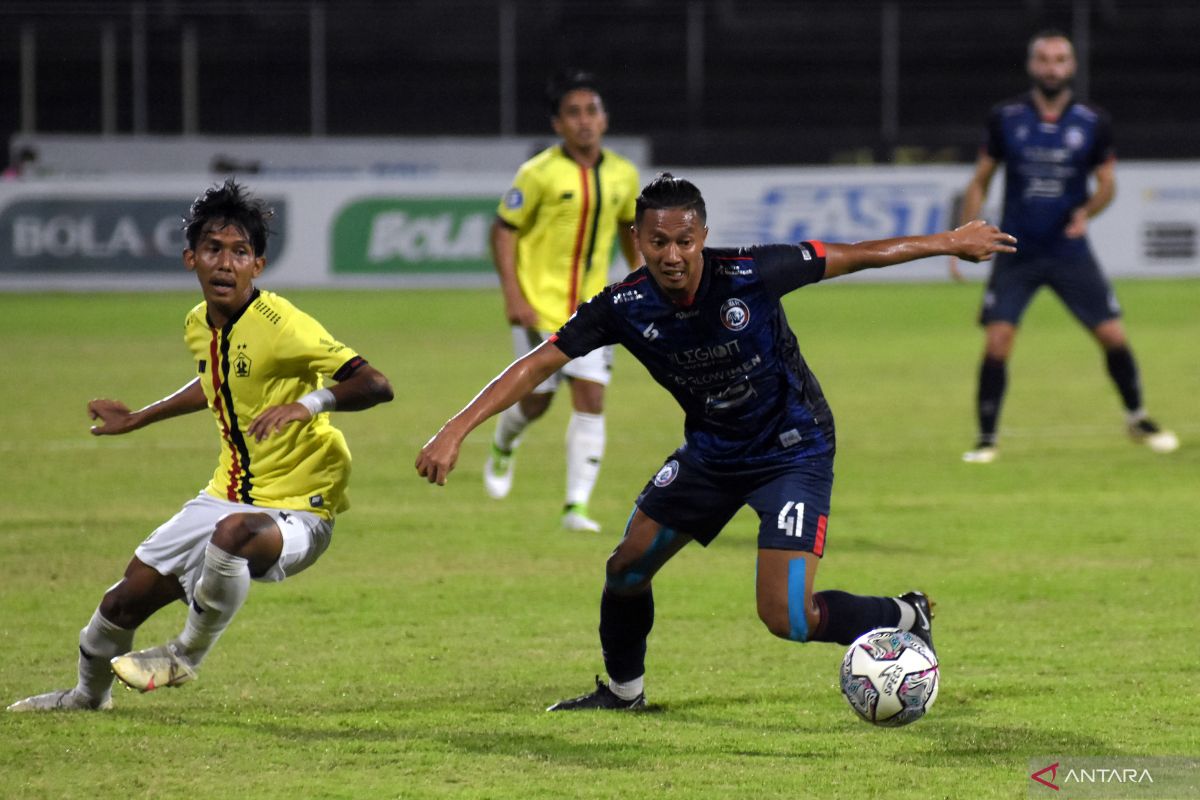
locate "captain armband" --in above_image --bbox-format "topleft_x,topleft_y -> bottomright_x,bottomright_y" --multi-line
297,388 -> 336,417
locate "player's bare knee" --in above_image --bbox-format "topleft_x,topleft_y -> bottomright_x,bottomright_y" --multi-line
209,513 -> 261,556
757,597 -> 817,642
604,552 -> 649,596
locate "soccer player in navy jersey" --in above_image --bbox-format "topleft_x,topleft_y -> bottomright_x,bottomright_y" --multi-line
417,174 -> 1015,710
954,30 -> 1178,463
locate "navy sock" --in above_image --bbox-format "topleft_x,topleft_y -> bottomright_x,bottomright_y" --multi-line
977,356 -> 1007,445
599,587 -> 654,682
810,591 -> 901,646
1104,345 -> 1142,412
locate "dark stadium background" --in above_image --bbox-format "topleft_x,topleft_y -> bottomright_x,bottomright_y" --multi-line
2,0 -> 1199,167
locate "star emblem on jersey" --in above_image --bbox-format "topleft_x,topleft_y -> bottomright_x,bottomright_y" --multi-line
720,298 -> 750,331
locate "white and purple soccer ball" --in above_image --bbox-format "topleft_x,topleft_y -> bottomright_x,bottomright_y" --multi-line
840,627 -> 939,727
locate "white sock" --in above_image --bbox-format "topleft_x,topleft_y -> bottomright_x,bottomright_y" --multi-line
75,609 -> 135,701
894,598 -> 916,631
565,411 -> 605,507
177,542 -> 250,666
609,675 -> 644,701
494,403 -> 531,453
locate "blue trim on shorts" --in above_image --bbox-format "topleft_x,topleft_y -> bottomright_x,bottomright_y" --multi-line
788,558 -> 808,642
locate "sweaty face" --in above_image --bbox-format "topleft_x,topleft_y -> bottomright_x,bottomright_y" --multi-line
635,208 -> 708,301
1028,36 -> 1075,99
184,223 -> 264,324
552,89 -> 608,152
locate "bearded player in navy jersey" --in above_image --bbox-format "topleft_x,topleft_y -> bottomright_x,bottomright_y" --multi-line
954,30 -> 1178,463
418,174 -> 1016,710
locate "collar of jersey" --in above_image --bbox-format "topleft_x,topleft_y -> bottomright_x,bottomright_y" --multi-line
206,287 -> 261,331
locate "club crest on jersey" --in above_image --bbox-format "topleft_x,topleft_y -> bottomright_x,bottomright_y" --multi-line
720,298 -> 750,331
1064,126 -> 1086,150
653,459 -> 680,487
233,345 -> 252,378
503,188 -> 523,209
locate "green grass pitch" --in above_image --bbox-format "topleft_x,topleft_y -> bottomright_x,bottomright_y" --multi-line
1,279 -> 1197,799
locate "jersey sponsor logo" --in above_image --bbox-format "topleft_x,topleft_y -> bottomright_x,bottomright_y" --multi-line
642,322 -> 660,340
613,288 -> 645,304
197,359 -> 206,373
309,494 -> 324,508
779,428 -> 802,447
720,298 -> 750,331
653,459 -> 680,487
669,339 -> 742,368
674,308 -> 699,319
716,262 -> 754,276
504,188 -> 524,209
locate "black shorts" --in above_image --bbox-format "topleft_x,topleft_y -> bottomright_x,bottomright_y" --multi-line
635,449 -> 832,554
980,251 -> 1121,329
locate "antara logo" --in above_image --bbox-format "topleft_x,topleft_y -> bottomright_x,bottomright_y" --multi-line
1030,762 -> 1060,791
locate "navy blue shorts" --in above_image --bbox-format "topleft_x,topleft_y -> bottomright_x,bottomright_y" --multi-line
635,449 -> 832,554
980,251 -> 1121,328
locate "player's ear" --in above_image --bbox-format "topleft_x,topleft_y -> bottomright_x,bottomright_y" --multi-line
182,249 -> 197,272
252,256 -> 266,277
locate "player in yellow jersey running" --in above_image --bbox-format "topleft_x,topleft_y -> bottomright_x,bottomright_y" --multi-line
7,180 -> 393,711
485,71 -> 642,533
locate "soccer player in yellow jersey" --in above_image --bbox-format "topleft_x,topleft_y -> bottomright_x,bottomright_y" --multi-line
7,180 -> 393,711
485,71 -> 642,532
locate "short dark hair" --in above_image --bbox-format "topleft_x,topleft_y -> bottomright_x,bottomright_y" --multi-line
635,173 -> 707,225
183,179 -> 273,256
546,69 -> 602,117
1028,28 -> 1072,55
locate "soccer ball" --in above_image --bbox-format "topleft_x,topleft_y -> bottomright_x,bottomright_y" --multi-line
840,628 -> 939,727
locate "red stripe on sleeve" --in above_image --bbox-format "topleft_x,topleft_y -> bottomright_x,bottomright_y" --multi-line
810,240 -> 826,258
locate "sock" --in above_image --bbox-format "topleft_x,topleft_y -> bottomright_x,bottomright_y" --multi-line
76,609 -> 135,701
493,403 -> 531,453
177,542 -> 250,666
809,590 -> 901,646
609,675 -> 645,701
599,587 -> 654,683
565,411 -> 605,507
976,357 -> 1007,446
1104,345 -> 1142,412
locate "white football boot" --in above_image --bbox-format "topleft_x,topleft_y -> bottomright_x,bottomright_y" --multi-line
7,688 -> 112,712
483,444 -> 517,499
110,642 -> 197,693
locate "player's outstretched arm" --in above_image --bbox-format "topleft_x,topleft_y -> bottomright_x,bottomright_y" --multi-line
950,154 -> 999,281
416,343 -> 570,486
247,364 -> 394,443
823,220 -> 1017,280
88,377 -> 207,436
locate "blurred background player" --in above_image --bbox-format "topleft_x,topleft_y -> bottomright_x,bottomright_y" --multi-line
484,70 -> 642,533
8,180 -> 393,711
954,29 -> 1178,463
418,174 -> 1017,710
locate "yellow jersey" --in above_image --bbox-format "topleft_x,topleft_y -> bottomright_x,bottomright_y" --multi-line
184,289 -> 363,519
497,145 -> 640,330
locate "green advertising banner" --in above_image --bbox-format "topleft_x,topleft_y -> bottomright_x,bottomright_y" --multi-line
0,197 -> 287,273
332,196 -> 496,273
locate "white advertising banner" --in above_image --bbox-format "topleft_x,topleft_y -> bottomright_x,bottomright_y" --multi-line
0,162 -> 1196,291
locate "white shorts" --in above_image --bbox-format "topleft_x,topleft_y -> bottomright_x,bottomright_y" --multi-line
134,493 -> 334,602
512,326 -> 612,393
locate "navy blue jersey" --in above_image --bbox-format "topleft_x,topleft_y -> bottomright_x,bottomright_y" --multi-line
551,244 -> 834,467
985,93 -> 1114,258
